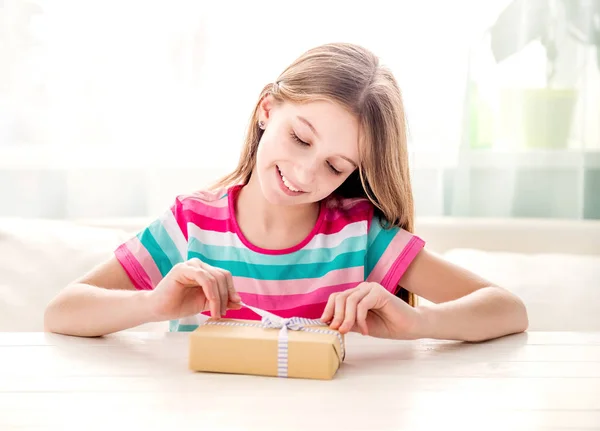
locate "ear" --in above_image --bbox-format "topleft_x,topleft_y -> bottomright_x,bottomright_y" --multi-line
258,94 -> 276,124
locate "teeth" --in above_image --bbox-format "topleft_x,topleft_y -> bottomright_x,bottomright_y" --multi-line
282,175 -> 300,192
278,168 -> 300,192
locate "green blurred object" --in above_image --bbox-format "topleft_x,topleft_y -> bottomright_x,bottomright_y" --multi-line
468,83 -> 494,149
489,0 -> 599,149
499,88 -> 577,149
490,0 -> 600,84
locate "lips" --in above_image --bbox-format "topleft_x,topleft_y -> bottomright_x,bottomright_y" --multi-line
277,165 -> 304,193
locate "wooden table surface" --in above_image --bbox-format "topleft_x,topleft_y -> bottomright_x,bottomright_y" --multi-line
1,331 -> 599,431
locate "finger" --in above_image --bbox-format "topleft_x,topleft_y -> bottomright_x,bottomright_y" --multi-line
221,268 -> 241,304
208,267 -> 228,316
356,288 -> 379,336
177,263 -> 220,317
190,260 -> 239,314
320,293 -> 338,323
187,257 -> 203,267
339,287 -> 370,334
213,268 -> 241,314
330,290 -> 354,330
192,267 -> 220,318
172,261 -> 202,286
228,302 -> 242,310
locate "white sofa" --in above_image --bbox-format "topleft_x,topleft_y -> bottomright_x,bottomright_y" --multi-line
1,216 -> 599,332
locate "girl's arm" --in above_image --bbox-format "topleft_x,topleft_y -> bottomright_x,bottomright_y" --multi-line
399,249 -> 529,342
45,256 -> 240,337
44,257 -> 156,337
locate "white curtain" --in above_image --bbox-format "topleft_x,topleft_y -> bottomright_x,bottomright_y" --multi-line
446,0 -> 600,219
1,0 -> 597,220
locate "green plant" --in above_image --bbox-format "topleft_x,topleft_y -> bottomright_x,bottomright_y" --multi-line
490,0 -> 600,87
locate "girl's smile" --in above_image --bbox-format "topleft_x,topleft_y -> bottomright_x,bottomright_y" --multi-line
276,165 -> 306,196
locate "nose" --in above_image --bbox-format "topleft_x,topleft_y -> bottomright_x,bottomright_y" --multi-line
293,158 -> 318,188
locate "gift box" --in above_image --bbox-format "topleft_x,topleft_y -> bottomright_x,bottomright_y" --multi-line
188,304 -> 345,380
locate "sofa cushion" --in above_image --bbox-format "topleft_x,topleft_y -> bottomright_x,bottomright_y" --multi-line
0,218 -> 167,331
443,248 -> 600,331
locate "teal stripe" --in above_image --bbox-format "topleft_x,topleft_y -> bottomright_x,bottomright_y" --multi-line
176,324 -> 199,332
154,221 -> 185,264
188,235 -> 366,266
170,319 -> 199,332
188,250 -> 364,280
138,220 -> 182,277
367,218 -> 383,248
365,224 -> 399,277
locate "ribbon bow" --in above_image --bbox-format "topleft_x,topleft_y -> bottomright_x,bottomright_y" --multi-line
202,302 -> 345,378
260,315 -> 319,331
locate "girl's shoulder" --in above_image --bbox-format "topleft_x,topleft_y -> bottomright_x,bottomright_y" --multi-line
322,194 -> 376,231
324,194 -> 374,218
176,186 -> 230,205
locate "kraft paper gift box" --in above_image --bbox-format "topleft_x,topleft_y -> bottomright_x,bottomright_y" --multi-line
188,303 -> 345,380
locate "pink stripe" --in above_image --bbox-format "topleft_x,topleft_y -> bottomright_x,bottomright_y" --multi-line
367,229 -> 413,287
320,211 -> 370,235
184,200 -> 229,220
323,199 -> 372,221
231,266 -> 364,295
338,196 -> 370,209
121,236 -> 164,290
172,198 -> 188,241
239,282 -> 359,311
115,243 -> 152,290
182,189 -> 229,205
185,193 -> 229,211
172,190 -> 229,240
227,185 -> 327,255
185,211 -> 233,233
204,301 -> 328,321
381,236 -> 425,293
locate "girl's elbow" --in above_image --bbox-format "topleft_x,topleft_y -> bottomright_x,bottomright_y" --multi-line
43,298 -> 60,333
516,296 -> 529,333
502,287 -> 529,334
43,291 -> 69,334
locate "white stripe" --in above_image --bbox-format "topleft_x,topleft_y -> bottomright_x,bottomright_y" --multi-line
179,313 -> 209,325
303,221 -> 367,250
160,209 -> 188,261
188,220 -> 367,252
187,224 -> 247,248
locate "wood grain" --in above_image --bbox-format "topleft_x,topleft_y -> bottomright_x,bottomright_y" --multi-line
1,331 -> 599,430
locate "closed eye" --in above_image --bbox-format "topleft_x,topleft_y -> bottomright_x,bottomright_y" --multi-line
290,131 -> 309,146
328,162 -> 342,175
291,130 -> 343,175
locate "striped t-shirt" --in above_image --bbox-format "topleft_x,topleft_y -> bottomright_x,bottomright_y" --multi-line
115,184 -> 425,332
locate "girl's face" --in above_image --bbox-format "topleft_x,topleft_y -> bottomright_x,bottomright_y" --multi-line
255,96 -> 360,206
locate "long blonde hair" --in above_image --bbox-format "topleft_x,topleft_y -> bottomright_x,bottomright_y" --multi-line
212,43 -> 415,304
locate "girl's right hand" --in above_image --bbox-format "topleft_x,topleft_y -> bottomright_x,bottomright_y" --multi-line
145,258 -> 242,322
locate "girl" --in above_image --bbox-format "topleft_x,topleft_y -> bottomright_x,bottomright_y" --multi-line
44,43 -> 528,341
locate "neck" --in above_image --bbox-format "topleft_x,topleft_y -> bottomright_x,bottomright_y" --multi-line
234,173 -> 320,249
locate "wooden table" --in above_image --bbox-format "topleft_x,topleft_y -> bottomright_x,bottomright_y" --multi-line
1,331 -> 599,430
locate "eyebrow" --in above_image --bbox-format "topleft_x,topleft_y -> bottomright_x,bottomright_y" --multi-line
297,116 -> 319,139
297,115 -> 358,167
340,156 -> 358,167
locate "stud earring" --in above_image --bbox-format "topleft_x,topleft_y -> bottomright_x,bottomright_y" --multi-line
258,120 -> 265,130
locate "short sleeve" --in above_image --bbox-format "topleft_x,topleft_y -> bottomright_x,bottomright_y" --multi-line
364,216 -> 425,294
114,197 -> 189,290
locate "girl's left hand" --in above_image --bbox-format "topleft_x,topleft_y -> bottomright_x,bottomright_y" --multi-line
320,282 -> 424,339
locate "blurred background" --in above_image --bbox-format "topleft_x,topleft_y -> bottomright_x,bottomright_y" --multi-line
1,1 -> 600,334
0,0 -> 599,220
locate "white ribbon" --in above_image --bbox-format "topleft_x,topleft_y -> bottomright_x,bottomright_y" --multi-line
202,301 -> 345,378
